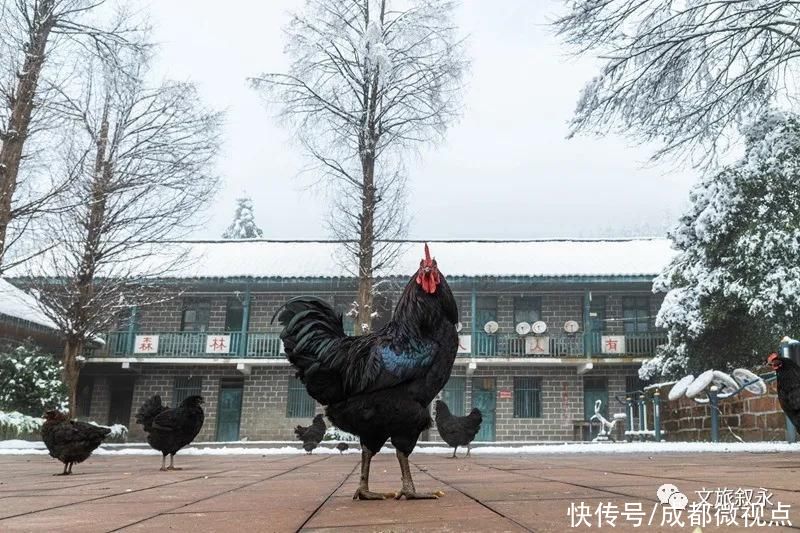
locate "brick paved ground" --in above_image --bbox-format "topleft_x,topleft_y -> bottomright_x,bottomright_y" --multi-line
1,451 -> 799,532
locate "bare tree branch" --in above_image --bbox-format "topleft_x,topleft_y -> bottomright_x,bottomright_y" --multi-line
251,0 -> 467,333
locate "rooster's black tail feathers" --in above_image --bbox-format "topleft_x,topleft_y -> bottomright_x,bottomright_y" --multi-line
135,395 -> 167,432
276,297 -> 348,405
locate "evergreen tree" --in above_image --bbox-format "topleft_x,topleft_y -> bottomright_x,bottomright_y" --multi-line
643,111 -> 800,379
0,345 -> 67,415
222,196 -> 263,239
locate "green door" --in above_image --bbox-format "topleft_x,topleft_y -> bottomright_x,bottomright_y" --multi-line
216,384 -> 243,442
472,377 -> 496,442
584,377 -> 608,439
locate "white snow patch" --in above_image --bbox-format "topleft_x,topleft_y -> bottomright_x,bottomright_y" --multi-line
2,440 -> 799,455
104,239 -> 676,280
0,278 -> 58,329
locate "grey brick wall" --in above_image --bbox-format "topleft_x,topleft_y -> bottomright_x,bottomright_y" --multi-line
431,365 -> 639,442
88,377 -> 110,423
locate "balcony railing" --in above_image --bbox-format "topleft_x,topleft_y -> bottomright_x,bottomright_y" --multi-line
92,330 -> 667,360
461,331 -> 667,358
100,331 -> 284,358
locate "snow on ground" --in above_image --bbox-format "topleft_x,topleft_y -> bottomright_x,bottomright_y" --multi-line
2,440 -> 799,456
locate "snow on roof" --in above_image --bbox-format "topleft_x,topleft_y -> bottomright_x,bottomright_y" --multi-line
0,278 -> 59,330
161,238 -> 675,279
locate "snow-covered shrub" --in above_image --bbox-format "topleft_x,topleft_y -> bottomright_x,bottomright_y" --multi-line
652,111 -> 800,378
0,345 -> 67,415
90,422 -> 128,443
0,411 -> 43,440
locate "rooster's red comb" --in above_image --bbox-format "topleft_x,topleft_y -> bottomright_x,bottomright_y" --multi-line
424,243 -> 431,262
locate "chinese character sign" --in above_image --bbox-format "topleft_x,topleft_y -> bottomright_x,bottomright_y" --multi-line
205,335 -> 231,354
601,335 -> 626,355
134,335 -> 159,354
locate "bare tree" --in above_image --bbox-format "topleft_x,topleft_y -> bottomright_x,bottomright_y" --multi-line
554,1 -> 800,167
0,0 -> 143,273
23,48 -> 221,414
251,0 -> 467,333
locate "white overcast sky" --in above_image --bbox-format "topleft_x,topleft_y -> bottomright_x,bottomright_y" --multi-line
145,0 -> 696,240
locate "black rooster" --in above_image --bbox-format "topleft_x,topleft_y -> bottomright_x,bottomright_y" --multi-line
276,244 -> 459,500
434,400 -> 482,458
294,413 -> 326,454
769,352 -> 800,430
41,410 -> 110,475
336,442 -> 349,454
135,394 -> 204,471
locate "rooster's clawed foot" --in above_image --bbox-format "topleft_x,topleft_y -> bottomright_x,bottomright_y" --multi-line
394,489 -> 445,500
352,488 -> 396,500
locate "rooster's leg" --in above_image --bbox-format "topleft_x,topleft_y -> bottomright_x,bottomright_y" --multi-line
449,447 -> 457,459
353,449 -> 395,500
394,450 -> 444,500
67,462 -> 73,474
166,454 -> 182,471
160,455 -> 167,472
466,444 -> 471,458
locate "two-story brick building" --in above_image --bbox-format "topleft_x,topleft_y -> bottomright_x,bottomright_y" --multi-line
56,238 -> 675,442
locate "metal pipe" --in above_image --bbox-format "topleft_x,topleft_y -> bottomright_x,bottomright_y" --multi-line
709,386 -> 720,443
653,390 -> 661,442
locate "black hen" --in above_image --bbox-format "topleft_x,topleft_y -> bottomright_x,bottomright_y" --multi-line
135,394 -> 204,471
276,244 -> 459,500
41,410 -> 110,475
294,413 -> 326,454
435,400 -> 482,458
769,351 -> 800,430
336,442 -> 349,454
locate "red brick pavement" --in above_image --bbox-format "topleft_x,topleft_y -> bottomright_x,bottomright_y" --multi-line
1,451 -> 798,532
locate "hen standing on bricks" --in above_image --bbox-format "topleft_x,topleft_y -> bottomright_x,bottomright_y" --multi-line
135,395 -> 204,471
434,400 -> 482,458
295,413 -> 326,454
41,410 -> 111,475
276,244 -> 459,500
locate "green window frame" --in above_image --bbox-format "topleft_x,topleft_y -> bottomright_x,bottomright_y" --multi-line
626,375 -> 645,417
224,297 -> 244,332
513,377 -> 542,418
180,299 -> 210,332
513,297 -> 541,325
622,296 -> 650,333
286,377 -> 316,418
476,296 -> 498,326
174,376 -> 202,404
440,376 -> 466,416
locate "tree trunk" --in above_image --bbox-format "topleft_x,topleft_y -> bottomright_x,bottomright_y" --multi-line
0,0 -> 55,272
356,155 -> 376,335
62,339 -> 84,416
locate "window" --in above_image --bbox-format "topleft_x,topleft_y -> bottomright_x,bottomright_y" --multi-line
513,377 -> 542,418
622,297 -> 650,333
224,298 -> 244,332
174,376 -> 203,404
333,295 -> 356,335
440,376 -> 466,416
476,296 -> 497,326
287,377 -> 316,418
589,295 -> 607,333
513,297 -> 541,325
181,299 -> 210,332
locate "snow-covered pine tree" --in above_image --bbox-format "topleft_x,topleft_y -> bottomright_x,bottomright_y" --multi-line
643,111 -> 800,380
0,345 -> 67,415
222,196 -> 263,239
